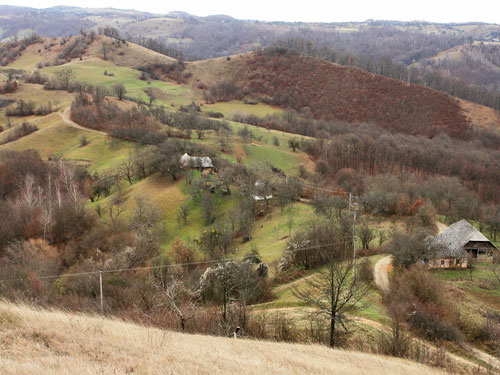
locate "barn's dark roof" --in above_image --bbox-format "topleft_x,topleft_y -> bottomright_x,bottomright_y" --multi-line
433,219 -> 496,258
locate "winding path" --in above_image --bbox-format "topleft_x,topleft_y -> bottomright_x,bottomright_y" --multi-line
59,107 -> 108,136
374,255 -> 392,294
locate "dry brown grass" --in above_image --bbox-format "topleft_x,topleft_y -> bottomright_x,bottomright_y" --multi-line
185,53 -> 249,87
86,36 -> 176,68
458,98 -> 500,131
6,35 -> 176,71
0,301 -> 452,375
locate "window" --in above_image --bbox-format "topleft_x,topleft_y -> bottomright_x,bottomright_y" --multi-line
440,260 -> 445,266
456,259 -> 461,265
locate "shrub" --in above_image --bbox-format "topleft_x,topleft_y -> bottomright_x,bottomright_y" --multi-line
24,71 -> 48,84
5,100 -> 35,116
358,257 -> 374,284
34,102 -> 56,116
408,309 -> 463,342
206,111 -> 224,119
388,264 -> 463,344
80,134 -> 89,147
0,80 -> 18,94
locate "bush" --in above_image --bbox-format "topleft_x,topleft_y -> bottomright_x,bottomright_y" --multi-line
0,80 -> 18,94
5,100 -> 35,116
204,80 -> 243,103
358,257 -> 374,284
34,102 -> 56,116
205,111 -> 224,118
24,71 -> 48,84
80,134 -> 88,147
388,264 -> 463,344
408,309 -> 463,342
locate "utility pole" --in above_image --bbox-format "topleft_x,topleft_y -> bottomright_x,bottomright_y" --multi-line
353,211 -> 357,277
99,270 -> 104,312
351,195 -> 357,279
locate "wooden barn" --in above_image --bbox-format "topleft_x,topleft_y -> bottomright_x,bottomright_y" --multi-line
180,153 -> 214,172
429,219 -> 498,269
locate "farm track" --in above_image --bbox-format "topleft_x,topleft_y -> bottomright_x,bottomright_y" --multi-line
374,255 -> 392,294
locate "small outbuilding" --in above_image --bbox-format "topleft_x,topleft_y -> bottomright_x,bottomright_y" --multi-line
429,219 -> 498,269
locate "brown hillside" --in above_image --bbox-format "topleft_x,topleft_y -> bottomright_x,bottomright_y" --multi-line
186,53 -> 249,86
86,36 -> 176,68
242,54 -> 471,139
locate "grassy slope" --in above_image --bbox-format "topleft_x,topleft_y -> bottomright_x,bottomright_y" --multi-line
0,83 -> 73,123
204,100 -> 284,117
431,263 -> 500,319
237,203 -> 315,263
0,301 -> 450,375
256,254 -> 388,322
0,112 -> 134,170
6,50 -> 43,70
42,59 -> 199,107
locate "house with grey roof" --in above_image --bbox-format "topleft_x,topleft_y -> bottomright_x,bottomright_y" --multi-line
429,219 -> 498,269
180,153 -> 214,172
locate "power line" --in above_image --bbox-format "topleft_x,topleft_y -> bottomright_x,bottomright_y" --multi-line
0,239 -> 353,283
279,175 -> 359,205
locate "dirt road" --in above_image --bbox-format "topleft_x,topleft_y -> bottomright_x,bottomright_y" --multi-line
374,255 -> 392,294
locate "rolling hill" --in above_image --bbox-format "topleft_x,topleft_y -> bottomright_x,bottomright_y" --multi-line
2,34 -> 498,137
185,52 -> 478,138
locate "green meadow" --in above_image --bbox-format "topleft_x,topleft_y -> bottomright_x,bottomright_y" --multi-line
43,60 -> 200,107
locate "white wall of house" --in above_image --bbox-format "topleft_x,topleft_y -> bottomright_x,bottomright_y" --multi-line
429,257 -> 468,269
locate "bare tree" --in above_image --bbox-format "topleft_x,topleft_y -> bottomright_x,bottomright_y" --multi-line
55,68 -> 74,89
292,249 -> 368,347
217,128 -> 231,152
200,191 -> 216,224
120,155 -> 135,185
113,82 -> 127,100
288,138 -> 299,152
378,293 -> 411,357
358,221 -> 375,250
143,87 -> 158,107
107,195 -> 126,229
489,263 -> 500,286
164,277 -> 199,331
178,203 -> 189,226
101,42 -> 107,60
232,260 -> 261,329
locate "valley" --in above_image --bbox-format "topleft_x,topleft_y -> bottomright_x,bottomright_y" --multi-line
0,20 -> 499,375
